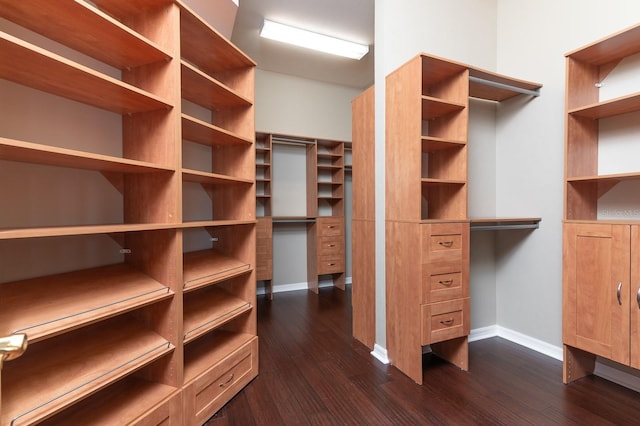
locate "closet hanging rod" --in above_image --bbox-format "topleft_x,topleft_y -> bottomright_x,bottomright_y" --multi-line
469,76 -> 540,97
272,136 -> 316,146
470,223 -> 540,231
273,218 -> 317,224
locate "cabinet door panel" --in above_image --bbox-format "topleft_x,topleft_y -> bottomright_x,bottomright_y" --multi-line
631,225 -> 640,369
563,223 -> 630,365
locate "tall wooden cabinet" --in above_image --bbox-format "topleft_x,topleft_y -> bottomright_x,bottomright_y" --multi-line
563,23 -> 640,383
385,53 -> 541,384
0,1 -> 257,424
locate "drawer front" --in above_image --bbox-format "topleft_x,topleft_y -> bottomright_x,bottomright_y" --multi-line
186,337 -> 258,425
317,217 -> 344,237
421,298 -> 470,345
317,255 -> 345,274
130,391 -> 182,426
317,236 -> 345,256
422,270 -> 464,304
423,222 -> 469,264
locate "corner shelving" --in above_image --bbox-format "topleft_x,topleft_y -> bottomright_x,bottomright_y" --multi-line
0,0 -> 257,423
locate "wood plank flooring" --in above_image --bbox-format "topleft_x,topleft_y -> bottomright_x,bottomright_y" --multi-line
207,287 -> 640,425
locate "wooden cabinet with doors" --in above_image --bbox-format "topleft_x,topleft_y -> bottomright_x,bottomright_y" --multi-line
563,23 -> 640,383
0,1 -> 257,424
385,53 -> 541,384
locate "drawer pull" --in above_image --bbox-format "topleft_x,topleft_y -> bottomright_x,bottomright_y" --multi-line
617,282 -> 622,306
439,318 -> 454,326
219,373 -> 234,387
637,287 -> 640,309
327,244 -> 336,248
328,263 -> 336,266
327,225 -> 335,229
438,241 -> 453,248
438,279 -> 453,286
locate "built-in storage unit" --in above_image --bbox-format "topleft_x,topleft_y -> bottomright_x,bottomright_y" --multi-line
0,1 -> 257,424
562,23 -> 640,384
255,132 -> 349,295
351,86 -> 376,349
385,53 -> 541,384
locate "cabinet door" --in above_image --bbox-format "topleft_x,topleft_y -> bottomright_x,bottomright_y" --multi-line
563,223 -> 630,365
631,226 -> 640,369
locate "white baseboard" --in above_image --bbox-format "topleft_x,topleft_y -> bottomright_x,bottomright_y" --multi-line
371,344 -> 389,364
256,278 -> 352,296
594,361 -> 640,393
494,326 -> 564,361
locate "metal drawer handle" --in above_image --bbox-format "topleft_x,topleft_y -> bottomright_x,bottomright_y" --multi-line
439,279 -> 453,286
327,225 -> 335,229
327,244 -> 336,248
617,282 -> 622,306
438,241 -> 453,248
439,319 -> 454,326
328,263 -> 336,266
637,287 -> 640,309
219,373 -> 234,387
0,334 -> 28,368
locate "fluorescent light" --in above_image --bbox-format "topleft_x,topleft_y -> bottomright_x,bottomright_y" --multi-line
260,19 -> 369,60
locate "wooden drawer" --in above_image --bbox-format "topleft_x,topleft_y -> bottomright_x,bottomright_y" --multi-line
316,217 -> 344,237
422,269 -> 464,304
184,337 -> 258,425
130,391 -> 182,426
422,222 -> 468,264
317,255 -> 345,275
317,236 -> 344,256
421,298 -> 470,345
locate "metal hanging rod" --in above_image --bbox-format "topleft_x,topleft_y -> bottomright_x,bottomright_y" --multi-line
272,136 -> 316,146
470,223 -> 540,231
273,218 -> 317,224
469,76 -> 540,97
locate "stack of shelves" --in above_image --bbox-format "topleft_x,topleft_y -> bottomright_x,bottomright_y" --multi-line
255,132 -> 273,299
0,1 -> 257,424
562,23 -> 640,384
385,53 -> 541,384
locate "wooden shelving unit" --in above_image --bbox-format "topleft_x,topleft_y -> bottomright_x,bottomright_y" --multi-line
385,52 -> 541,384
0,1 -> 257,424
562,23 -> 640,384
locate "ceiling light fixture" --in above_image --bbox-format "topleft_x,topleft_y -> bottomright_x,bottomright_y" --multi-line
260,19 -> 369,60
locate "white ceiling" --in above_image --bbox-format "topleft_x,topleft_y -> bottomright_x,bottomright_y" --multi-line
230,0 -> 374,89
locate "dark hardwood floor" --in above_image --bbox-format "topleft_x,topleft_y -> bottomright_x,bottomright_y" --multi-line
207,287 -> 640,425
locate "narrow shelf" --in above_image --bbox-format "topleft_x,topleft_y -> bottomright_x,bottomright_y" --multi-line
39,378 -> 179,426
181,220 -> 256,229
181,60 -> 253,109
272,217 -> 317,224
421,178 -> 466,185
422,96 -> 466,120
566,22 -> 640,65
470,217 -> 541,231
420,54 -> 467,87
184,331 -> 256,383
0,263 -> 173,343
0,0 -> 171,69
0,223 -> 178,240
569,91 -> 640,119
468,68 -> 542,101
183,249 -> 252,292
1,316 -> 174,426
183,288 -> 252,344
567,171 -> 640,184
422,136 -> 466,152
0,32 -> 172,114
182,114 -> 253,147
0,137 -> 175,173
182,168 -> 253,185
178,0 -> 255,75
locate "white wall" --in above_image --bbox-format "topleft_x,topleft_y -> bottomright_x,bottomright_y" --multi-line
254,69 -> 360,292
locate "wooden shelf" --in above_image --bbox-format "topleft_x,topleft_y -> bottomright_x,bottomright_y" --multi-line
178,1 -> 255,75
470,217 -> 541,231
182,168 -> 253,185
566,22 -> 640,65
181,61 -> 252,109
182,114 -> 253,147
421,178 -> 467,186
183,249 -> 252,292
0,263 -> 173,343
0,137 -> 175,173
468,68 -> 542,101
184,331 -> 255,383
422,136 -> 466,152
181,220 -> 256,229
422,96 -> 466,120
0,223 -> 178,240
183,287 -> 252,344
1,316 -> 174,426
569,91 -> 640,119
0,0 -> 171,69
0,32 -> 172,114
91,0 -> 173,20
567,171 -> 640,184
39,378 -> 179,426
